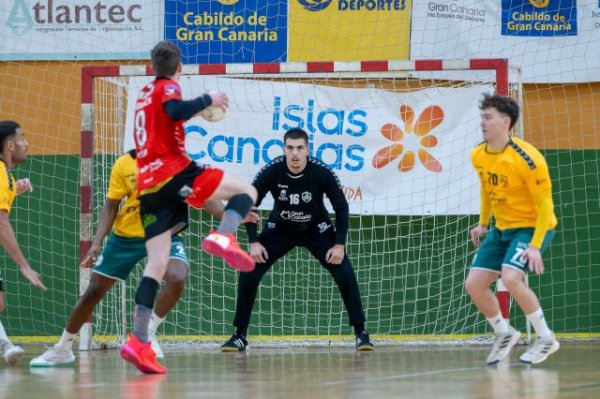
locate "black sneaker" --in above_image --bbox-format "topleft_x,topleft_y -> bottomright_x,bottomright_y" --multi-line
220,335 -> 248,352
356,331 -> 374,351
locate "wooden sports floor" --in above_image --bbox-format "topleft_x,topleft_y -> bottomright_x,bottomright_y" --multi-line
1,342 -> 599,399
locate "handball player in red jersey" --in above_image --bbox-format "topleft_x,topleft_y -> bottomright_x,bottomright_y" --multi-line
120,41 -> 257,374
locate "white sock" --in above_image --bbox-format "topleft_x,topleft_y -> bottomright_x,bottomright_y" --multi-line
486,313 -> 510,334
526,308 -> 552,338
148,313 -> 165,337
0,319 -> 11,344
57,330 -> 76,349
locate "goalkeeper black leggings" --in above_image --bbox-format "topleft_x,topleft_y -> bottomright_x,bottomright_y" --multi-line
232,227 -> 367,334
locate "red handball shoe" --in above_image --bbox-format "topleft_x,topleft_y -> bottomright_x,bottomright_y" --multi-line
202,231 -> 255,272
120,334 -> 167,374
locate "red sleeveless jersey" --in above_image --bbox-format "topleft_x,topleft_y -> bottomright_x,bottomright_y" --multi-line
134,78 -> 191,192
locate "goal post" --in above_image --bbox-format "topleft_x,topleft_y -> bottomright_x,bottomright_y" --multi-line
80,59 -> 522,349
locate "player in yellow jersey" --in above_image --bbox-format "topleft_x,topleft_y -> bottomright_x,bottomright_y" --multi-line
465,94 -> 559,365
0,121 -> 46,366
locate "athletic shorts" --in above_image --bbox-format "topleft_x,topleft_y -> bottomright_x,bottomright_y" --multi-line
471,227 -> 555,273
139,161 -> 224,239
93,233 -> 188,281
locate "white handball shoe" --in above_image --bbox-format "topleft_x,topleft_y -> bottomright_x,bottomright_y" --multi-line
30,345 -> 75,367
486,327 -> 521,365
1,340 -> 24,366
520,333 -> 560,364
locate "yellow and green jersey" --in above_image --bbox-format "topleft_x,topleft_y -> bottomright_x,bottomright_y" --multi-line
0,160 -> 16,214
471,136 -> 557,231
108,150 -> 144,238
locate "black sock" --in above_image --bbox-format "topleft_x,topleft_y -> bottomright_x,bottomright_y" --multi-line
133,276 -> 159,342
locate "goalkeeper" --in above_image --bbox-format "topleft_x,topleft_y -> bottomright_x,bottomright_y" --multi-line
221,128 -> 373,352
465,94 -> 559,365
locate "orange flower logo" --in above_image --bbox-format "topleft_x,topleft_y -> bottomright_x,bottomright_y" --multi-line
372,105 -> 444,173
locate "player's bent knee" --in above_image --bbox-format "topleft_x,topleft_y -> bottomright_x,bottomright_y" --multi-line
464,277 -> 485,296
165,270 -> 187,288
500,274 -> 524,291
166,260 -> 188,280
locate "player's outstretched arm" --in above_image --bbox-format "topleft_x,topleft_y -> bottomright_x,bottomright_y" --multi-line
164,92 -> 223,122
0,210 -> 46,290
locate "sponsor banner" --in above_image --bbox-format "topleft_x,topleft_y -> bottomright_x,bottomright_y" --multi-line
0,0 -> 161,60
501,0 -> 577,36
125,77 -> 489,215
411,0 -> 600,83
165,0 -> 287,63
289,0 -> 411,62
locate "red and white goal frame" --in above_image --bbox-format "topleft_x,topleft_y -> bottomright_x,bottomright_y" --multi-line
79,58 -> 521,349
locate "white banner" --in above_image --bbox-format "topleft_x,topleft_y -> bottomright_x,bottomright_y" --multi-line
125,77 -> 490,215
411,0 -> 600,83
0,0 -> 161,60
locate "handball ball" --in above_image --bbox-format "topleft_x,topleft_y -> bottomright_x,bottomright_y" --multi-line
199,105 -> 226,122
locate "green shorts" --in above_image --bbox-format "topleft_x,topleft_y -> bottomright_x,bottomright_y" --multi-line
93,233 -> 188,281
471,227 -> 555,273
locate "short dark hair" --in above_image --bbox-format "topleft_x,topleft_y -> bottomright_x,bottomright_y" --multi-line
480,94 -> 519,130
0,121 -> 20,152
151,41 -> 181,78
283,128 -> 309,144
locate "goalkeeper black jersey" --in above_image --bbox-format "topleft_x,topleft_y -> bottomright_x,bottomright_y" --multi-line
245,156 -> 349,245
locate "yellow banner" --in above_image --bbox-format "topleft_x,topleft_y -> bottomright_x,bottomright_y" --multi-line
289,0 -> 411,62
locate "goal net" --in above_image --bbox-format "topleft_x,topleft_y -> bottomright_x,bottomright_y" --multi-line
1,1 -> 598,350
80,60 -> 524,348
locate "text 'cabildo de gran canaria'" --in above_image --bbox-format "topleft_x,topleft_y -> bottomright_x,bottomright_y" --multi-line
176,12 -> 278,42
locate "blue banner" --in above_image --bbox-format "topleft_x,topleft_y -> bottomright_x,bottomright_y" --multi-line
502,0 -> 577,36
165,0 -> 287,64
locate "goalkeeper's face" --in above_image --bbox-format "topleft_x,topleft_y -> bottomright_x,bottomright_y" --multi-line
284,138 -> 309,173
